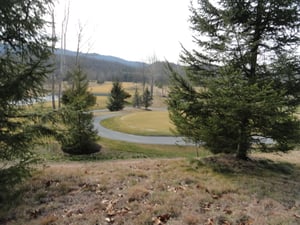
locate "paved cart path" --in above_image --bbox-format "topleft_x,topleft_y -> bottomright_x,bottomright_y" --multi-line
92,110 -> 273,146
93,112 -> 192,145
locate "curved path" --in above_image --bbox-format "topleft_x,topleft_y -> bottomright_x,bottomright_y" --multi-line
92,110 -> 274,146
93,113 -> 192,145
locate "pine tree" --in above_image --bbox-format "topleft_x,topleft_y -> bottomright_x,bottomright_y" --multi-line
132,86 -> 141,108
168,0 -> 300,159
107,80 -> 131,111
61,68 -> 96,109
58,67 -> 99,155
0,0 -> 54,202
142,87 -> 153,110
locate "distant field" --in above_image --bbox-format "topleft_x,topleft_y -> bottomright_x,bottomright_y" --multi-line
38,82 -> 167,110
88,81 -> 142,95
93,96 -> 108,109
88,81 -> 167,108
101,110 -> 175,136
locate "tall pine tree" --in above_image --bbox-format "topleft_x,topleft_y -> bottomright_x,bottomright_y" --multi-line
0,0 -> 54,202
132,86 -> 141,108
168,0 -> 300,159
142,87 -> 153,110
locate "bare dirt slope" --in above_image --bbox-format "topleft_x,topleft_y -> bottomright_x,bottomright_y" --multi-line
2,151 -> 300,225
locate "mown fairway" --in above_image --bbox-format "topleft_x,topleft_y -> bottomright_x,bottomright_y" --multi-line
101,110 -> 175,136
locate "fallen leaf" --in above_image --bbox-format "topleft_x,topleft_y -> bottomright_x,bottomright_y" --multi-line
105,217 -> 114,223
212,194 -> 219,199
223,207 -> 233,215
28,209 -> 42,219
152,213 -> 171,225
158,214 -> 171,223
205,218 -> 214,225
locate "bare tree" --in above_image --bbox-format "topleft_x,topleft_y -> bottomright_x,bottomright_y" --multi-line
58,0 -> 70,108
75,22 -> 85,66
51,10 -> 56,109
147,54 -> 158,98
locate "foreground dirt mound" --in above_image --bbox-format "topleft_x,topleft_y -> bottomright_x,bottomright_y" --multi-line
2,152 -> 300,225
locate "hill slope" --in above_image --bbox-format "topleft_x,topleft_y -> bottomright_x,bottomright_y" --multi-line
2,151 -> 300,225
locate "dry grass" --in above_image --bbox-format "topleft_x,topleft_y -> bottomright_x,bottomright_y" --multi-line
101,110 -> 175,136
94,96 -> 108,109
34,82 -> 167,110
88,81 -> 167,108
2,151 -> 300,225
87,81 -> 114,93
87,81 -> 140,94
84,82 -> 140,110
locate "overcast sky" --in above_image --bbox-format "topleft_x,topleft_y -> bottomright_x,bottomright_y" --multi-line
54,0 -> 195,63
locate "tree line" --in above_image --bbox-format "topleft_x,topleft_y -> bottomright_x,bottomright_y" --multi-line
48,52 -> 175,87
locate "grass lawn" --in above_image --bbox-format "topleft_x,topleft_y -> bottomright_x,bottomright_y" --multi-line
101,110 -> 175,136
99,137 -> 204,159
36,137 -> 204,162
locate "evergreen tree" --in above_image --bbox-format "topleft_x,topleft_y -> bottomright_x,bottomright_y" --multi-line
142,87 -> 153,110
58,67 -> 99,155
61,68 -> 96,109
107,80 -> 131,111
0,0 -> 54,202
132,86 -> 141,108
168,0 -> 300,159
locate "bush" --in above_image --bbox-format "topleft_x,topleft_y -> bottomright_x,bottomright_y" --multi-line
62,142 -> 101,155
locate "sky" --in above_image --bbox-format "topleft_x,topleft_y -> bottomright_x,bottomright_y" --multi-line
54,0 -> 195,63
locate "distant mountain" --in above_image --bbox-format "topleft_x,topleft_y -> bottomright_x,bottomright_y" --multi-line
53,49 -> 147,83
2,45 -> 180,84
55,49 -> 146,68
50,49 -> 181,85
2,45 -> 145,68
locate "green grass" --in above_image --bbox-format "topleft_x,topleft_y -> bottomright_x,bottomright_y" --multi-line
99,137 -> 207,159
101,110 -> 175,136
36,138 -> 207,162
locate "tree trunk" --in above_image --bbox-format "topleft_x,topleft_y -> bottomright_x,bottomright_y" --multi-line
249,0 -> 264,80
150,76 -> 154,98
51,11 -> 56,110
51,74 -> 56,109
236,120 -> 250,160
236,143 -> 248,160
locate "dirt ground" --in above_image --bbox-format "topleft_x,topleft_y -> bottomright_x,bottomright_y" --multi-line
1,151 -> 300,225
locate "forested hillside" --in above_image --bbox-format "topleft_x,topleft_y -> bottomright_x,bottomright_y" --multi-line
49,49 -> 181,84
